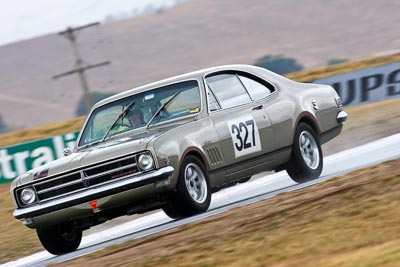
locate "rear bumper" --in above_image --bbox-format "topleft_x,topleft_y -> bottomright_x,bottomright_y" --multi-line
13,166 -> 174,220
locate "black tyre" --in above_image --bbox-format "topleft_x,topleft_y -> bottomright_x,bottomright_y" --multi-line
286,123 -> 323,183
36,222 -> 82,255
162,155 -> 211,219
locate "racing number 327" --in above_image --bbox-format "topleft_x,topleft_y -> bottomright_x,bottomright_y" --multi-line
231,120 -> 255,151
228,116 -> 261,158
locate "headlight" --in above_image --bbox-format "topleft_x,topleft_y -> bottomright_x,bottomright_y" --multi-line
20,187 -> 37,205
138,153 -> 154,171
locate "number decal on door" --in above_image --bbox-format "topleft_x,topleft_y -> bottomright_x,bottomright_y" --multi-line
231,120 -> 255,151
228,116 -> 261,158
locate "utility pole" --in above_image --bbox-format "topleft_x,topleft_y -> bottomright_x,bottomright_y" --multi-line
53,22 -> 111,111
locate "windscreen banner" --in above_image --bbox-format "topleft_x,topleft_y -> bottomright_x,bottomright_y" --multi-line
313,62 -> 400,106
0,132 -> 79,183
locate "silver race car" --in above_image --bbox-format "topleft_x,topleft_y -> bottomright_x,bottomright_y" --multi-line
11,65 -> 347,254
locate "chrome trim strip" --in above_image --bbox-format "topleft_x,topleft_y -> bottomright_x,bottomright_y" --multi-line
33,170 -> 81,187
337,111 -> 348,123
37,180 -> 83,195
33,165 -> 142,203
36,185 -> 88,203
17,152 -> 145,189
34,158 -> 138,198
14,166 -> 174,220
83,155 -> 136,171
86,163 -> 138,180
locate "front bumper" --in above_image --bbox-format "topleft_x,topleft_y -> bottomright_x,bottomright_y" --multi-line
13,166 -> 174,220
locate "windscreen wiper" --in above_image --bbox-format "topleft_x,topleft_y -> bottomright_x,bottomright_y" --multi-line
80,139 -> 103,150
102,101 -> 135,142
146,91 -> 181,129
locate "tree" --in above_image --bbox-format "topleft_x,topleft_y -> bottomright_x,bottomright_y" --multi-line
327,58 -> 349,66
75,92 -> 114,116
254,55 -> 303,75
0,115 -> 8,133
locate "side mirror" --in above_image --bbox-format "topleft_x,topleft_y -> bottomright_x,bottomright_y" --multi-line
63,148 -> 72,157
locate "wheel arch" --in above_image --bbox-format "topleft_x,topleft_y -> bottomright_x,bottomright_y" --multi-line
294,112 -> 321,139
173,147 -> 210,189
183,150 -> 209,169
287,114 -> 324,183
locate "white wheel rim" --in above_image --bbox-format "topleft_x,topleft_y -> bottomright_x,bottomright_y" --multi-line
184,163 -> 207,204
299,131 -> 320,170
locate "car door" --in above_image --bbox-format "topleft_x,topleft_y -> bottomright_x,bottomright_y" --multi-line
205,72 -> 275,181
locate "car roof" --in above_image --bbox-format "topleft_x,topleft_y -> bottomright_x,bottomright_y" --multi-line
93,64 -> 267,109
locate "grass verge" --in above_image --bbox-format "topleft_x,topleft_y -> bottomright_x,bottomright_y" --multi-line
47,158 -> 400,267
0,185 -> 44,263
0,158 -> 399,265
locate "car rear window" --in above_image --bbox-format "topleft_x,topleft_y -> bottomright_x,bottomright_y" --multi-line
206,74 -> 251,109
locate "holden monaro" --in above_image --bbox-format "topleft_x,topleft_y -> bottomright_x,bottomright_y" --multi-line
11,65 -> 347,254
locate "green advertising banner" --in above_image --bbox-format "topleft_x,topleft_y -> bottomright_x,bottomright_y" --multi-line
0,131 -> 80,183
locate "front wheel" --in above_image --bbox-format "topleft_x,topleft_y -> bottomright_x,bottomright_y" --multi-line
162,155 -> 211,219
286,123 -> 323,183
36,222 -> 82,255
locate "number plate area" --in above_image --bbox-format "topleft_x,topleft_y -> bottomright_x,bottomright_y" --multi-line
227,116 -> 262,158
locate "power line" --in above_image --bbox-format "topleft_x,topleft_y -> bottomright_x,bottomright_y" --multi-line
53,22 -> 111,111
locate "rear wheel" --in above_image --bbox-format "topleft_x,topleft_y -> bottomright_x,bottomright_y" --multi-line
286,123 -> 323,183
36,221 -> 82,255
162,155 -> 211,219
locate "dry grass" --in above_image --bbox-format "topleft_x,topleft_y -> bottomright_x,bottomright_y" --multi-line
0,149 -> 399,265
0,184 -> 44,263
52,159 -> 400,267
0,117 -> 85,148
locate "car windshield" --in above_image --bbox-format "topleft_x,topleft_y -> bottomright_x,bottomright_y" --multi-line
78,80 -> 201,147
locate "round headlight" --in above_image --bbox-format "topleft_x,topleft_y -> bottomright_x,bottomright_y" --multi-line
138,154 -> 154,171
20,187 -> 36,205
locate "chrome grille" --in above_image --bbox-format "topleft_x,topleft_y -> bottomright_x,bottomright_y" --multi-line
34,155 -> 140,202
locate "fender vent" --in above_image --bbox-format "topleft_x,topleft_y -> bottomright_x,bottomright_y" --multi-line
206,147 -> 223,166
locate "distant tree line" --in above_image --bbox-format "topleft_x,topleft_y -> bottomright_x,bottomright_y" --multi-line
254,54 -> 350,74
254,55 -> 303,75
327,58 -> 349,65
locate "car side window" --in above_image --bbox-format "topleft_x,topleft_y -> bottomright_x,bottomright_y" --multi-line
206,74 -> 251,109
160,86 -> 201,119
207,87 -> 221,111
238,75 -> 273,100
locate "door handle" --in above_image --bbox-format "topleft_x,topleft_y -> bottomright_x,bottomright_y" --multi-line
252,105 -> 264,110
